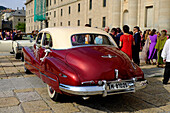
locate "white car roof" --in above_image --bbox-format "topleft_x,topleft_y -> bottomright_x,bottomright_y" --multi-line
39,27 -> 117,49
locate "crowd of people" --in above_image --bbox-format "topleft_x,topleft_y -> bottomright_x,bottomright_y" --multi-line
0,29 -> 24,40
0,29 -> 39,41
104,25 -> 169,84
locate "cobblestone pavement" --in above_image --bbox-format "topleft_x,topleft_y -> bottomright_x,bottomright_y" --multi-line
0,54 -> 169,113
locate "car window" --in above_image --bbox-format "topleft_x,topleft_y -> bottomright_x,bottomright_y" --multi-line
42,33 -> 53,47
36,33 -> 43,44
71,34 -> 115,46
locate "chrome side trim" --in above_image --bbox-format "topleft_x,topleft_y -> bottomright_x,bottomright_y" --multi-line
101,54 -> 117,58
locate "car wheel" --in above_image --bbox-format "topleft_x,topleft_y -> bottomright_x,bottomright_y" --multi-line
15,53 -> 21,59
47,84 -> 60,101
24,65 -> 31,74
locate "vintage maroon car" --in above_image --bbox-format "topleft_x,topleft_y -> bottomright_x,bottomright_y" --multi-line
23,27 -> 147,101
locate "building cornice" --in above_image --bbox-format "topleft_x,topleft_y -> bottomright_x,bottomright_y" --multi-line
25,0 -> 33,5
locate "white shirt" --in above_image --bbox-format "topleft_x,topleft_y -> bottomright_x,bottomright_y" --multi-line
161,39 -> 170,62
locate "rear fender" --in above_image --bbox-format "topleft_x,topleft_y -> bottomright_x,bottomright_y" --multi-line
42,57 -> 80,86
23,47 -> 40,76
40,69 -> 62,94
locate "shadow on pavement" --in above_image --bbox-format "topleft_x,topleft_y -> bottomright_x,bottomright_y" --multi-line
57,77 -> 169,112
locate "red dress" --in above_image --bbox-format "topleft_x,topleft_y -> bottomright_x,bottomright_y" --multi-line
120,34 -> 134,60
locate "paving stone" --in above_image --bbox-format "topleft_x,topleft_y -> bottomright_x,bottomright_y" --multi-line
34,87 -> 56,106
23,74 -> 36,78
163,85 -> 170,91
142,85 -> 168,95
147,97 -> 168,107
0,68 -> 5,75
0,79 -> 15,91
0,56 -> 7,58
3,67 -> 19,74
135,108 -> 164,113
10,77 -> 32,89
0,74 -> 7,79
14,88 -> 34,93
16,91 -> 42,102
22,100 -> 50,113
0,77 -> 8,80
16,66 -> 25,73
92,96 -> 134,112
121,95 -> 156,111
0,59 -> 10,63
166,102 -> 170,105
0,62 -> 14,67
0,106 -> 23,113
34,87 -> 47,96
12,62 -> 24,67
77,105 -> 107,113
0,91 -> 14,98
50,103 -> 80,113
154,93 -> 170,101
25,77 -> 46,88
7,73 -> 23,78
159,105 -> 170,112
131,91 -> 169,107
30,111 -> 52,113
131,91 -> 156,102
0,97 -> 20,108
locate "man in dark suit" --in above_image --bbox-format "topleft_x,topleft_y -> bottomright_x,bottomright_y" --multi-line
109,28 -> 117,42
115,28 -> 123,48
132,26 -> 141,66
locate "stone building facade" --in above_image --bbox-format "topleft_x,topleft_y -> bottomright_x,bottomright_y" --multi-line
8,8 -> 26,30
25,0 -> 170,33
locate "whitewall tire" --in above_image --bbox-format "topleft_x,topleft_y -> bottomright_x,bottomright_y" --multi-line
47,84 -> 60,101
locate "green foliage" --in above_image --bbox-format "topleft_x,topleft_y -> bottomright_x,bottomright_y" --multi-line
15,22 -> 26,32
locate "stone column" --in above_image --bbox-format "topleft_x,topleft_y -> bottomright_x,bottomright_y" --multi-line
159,0 -> 170,33
112,0 -> 121,28
128,0 -> 138,30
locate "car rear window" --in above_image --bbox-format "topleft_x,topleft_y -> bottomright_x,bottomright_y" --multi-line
71,34 -> 115,46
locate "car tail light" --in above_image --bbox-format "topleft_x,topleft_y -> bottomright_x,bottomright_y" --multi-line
81,80 -> 104,86
81,80 -> 95,85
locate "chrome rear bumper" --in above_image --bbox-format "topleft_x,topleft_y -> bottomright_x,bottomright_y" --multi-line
59,79 -> 148,97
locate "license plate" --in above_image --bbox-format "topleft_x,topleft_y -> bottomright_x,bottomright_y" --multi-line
109,82 -> 129,90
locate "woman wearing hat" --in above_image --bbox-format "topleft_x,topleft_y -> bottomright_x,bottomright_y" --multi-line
155,30 -> 168,67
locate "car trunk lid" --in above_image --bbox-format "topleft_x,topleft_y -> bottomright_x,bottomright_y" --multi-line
66,46 -> 136,82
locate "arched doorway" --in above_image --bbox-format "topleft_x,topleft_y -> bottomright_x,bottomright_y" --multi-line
123,10 -> 129,25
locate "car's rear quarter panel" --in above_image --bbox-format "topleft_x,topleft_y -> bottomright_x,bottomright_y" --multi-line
23,47 -> 40,77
